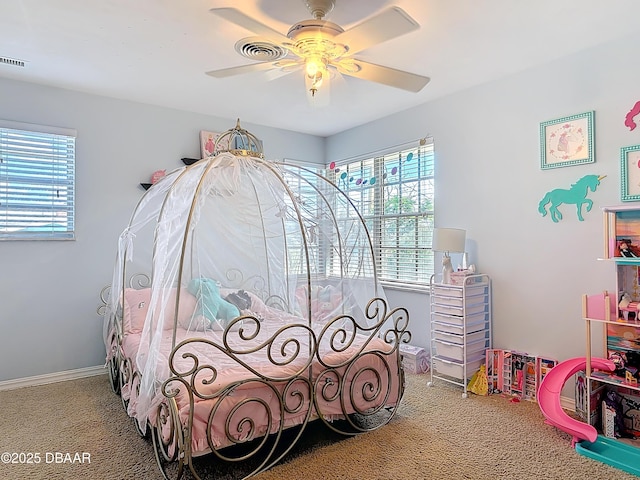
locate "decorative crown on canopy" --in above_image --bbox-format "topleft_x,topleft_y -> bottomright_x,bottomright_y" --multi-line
214,118 -> 264,159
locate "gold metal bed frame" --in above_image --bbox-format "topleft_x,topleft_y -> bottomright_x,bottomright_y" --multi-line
100,280 -> 410,480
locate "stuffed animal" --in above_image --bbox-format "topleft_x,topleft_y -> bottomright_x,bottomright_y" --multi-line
295,285 -> 342,321
187,278 -> 240,329
224,290 -> 252,311
150,169 -> 166,184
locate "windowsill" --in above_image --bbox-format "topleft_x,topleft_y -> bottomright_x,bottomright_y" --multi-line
381,281 -> 430,294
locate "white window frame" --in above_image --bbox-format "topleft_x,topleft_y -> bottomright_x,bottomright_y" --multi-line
328,140 -> 435,290
0,120 -> 76,241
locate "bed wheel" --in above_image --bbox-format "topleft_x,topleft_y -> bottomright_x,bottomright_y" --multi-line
461,392 -> 468,399
108,356 -> 120,394
134,418 -> 148,438
118,359 -> 132,411
426,381 -> 433,387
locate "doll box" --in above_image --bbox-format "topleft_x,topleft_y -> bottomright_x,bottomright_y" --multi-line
399,344 -> 429,374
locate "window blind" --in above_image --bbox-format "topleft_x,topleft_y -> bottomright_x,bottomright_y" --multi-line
281,159 -> 326,275
0,122 -> 76,240
330,140 -> 435,287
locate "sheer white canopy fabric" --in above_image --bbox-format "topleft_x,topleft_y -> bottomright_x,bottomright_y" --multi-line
102,152 -> 385,428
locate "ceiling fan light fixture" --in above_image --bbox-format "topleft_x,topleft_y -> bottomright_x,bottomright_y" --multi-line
207,2 -> 430,101
305,56 -> 324,77
305,56 -> 327,97
305,67 -> 330,104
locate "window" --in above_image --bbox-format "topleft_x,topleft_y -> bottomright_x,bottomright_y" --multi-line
329,140 -> 435,288
0,120 -> 76,240
281,159 -> 325,275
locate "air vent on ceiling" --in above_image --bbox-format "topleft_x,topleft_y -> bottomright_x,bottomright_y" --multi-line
0,56 -> 26,68
234,37 -> 287,61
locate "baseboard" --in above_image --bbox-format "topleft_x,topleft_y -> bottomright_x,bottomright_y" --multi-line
560,395 -> 575,412
0,365 -> 106,392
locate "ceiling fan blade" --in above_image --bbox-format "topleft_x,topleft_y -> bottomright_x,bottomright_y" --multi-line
265,67 -> 298,81
206,61 -> 276,78
274,59 -> 304,71
339,59 -> 430,92
333,7 -> 419,55
209,8 -> 290,45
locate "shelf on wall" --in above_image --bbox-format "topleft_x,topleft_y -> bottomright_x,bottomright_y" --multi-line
139,158 -> 201,189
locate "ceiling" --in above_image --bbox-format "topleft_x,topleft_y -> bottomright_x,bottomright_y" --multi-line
2,0 -> 640,137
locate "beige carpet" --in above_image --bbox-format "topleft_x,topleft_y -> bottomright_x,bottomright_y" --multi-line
0,372 -> 637,480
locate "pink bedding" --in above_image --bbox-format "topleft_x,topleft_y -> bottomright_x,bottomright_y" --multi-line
120,309 -> 400,454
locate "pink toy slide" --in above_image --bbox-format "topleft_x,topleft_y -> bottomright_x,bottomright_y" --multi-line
537,357 -> 615,447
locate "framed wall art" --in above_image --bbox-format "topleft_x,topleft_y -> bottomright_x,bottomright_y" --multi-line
200,131 -> 219,158
620,144 -> 640,202
199,130 -> 232,158
540,111 -> 595,170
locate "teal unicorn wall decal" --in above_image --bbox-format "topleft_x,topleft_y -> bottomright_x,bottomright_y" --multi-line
538,174 -> 606,222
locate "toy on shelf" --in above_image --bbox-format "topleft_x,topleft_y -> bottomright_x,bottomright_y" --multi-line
618,238 -> 640,258
602,389 -> 636,439
617,292 -> 640,321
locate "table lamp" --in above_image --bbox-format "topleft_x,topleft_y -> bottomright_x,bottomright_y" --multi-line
432,227 -> 466,284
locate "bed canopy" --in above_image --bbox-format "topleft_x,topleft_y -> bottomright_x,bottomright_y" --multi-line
101,121 -> 410,478
103,121 -> 400,429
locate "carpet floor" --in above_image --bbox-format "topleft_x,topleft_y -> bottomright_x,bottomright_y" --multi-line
0,372 -> 638,479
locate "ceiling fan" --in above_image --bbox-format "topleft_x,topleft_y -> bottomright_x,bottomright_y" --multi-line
205,0 -> 430,101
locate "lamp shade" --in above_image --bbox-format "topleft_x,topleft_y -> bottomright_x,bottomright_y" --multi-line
432,228 -> 466,253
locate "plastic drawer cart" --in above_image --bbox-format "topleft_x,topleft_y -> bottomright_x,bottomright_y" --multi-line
427,273 -> 491,397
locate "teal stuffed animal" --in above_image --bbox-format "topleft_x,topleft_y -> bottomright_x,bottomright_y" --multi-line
187,278 -> 240,328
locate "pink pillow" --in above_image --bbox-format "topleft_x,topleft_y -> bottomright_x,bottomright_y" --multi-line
123,288 -> 151,334
123,288 -> 197,333
161,288 -> 198,330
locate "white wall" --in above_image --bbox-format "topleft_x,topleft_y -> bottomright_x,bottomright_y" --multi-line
0,77 -> 324,381
330,34 -> 640,382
